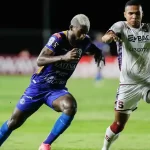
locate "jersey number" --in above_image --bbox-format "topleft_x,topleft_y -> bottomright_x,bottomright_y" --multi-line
115,100 -> 124,108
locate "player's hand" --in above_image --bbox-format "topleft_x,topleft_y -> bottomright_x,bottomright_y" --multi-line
62,48 -> 80,62
102,32 -> 122,43
94,50 -> 105,68
109,32 -> 122,43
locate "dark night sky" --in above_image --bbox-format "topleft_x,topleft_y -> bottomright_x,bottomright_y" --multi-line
0,0 -> 149,54
0,0 -> 149,31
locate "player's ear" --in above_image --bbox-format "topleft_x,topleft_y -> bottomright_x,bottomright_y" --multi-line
124,11 -> 126,19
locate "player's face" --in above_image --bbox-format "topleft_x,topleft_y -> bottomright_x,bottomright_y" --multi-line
71,25 -> 88,42
124,5 -> 143,28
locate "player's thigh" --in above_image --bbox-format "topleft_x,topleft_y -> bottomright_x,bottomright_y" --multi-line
8,94 -> 44,130
115,84 -> 142,114
8,106 -> 38,129
16,94 -> 44,118
10,107 -> 36,121
44,89 -> 77,112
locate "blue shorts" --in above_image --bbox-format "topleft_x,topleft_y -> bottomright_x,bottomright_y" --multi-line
16,85 -> 70,112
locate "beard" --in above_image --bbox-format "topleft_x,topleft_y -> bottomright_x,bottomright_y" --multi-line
69,34 -> 82,46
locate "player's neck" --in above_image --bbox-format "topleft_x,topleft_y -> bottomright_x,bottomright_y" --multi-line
67,30 -> 76,47
126,21 -> 142,29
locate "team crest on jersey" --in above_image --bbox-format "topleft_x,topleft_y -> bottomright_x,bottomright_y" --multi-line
76,48 -> 82,57
20,98 -> 25,104
128,35 -> 150,43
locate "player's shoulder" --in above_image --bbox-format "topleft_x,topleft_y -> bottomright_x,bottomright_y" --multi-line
48,31 -> 68,43
84,34 -> 90,41
51,31 -> 68,39
142,23 -> 150,26
85,34 -> 90,39
58,31 -> 68,39
82,34 -> 91,44
112,21 -> 125,28
52,32 -> 62,39
142,23 -> 150,32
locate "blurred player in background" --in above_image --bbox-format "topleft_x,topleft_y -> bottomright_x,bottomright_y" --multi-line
93,32 -> 110,86
0,14 -> 105,150
101,0 -> 150,150
18,48 -> 31,59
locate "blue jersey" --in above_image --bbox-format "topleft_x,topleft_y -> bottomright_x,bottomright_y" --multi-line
30,31 -> 91,89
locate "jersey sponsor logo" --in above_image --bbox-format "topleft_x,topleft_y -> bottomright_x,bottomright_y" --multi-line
47,37 -> 59,48
55,71 -> 68,77
48,79 -> 66,84
128,35 -> 150,42
54,62 -> 77,70
44,75 -> 66,84
129,48 -> 150,52
47,37 -> 55,46
52,41 -> 59,48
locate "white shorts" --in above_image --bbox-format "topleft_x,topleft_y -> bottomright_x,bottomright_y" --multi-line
115,84 -> 150,114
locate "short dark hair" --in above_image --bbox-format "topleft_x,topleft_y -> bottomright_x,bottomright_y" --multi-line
125,0 -> 142,8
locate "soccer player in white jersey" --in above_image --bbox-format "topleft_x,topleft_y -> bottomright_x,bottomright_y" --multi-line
101,0 -> 150,149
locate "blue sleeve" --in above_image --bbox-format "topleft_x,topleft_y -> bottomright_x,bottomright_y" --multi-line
84,35 -> 92,50
45,33 -> 62,53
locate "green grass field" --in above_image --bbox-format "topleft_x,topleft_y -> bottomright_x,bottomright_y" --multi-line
0,76 -> 150,150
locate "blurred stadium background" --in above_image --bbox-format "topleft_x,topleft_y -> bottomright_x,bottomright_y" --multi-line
0,0 -> 150,150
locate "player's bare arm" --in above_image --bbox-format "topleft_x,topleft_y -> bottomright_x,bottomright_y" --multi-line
37,47 -> 63,66
37,47 -> 79,66
102,31 -> 122,43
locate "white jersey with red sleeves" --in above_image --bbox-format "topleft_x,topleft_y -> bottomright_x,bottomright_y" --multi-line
109,21 -> 150,84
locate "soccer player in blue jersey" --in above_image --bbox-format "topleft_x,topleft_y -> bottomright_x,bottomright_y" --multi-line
0,14 -> 104,150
